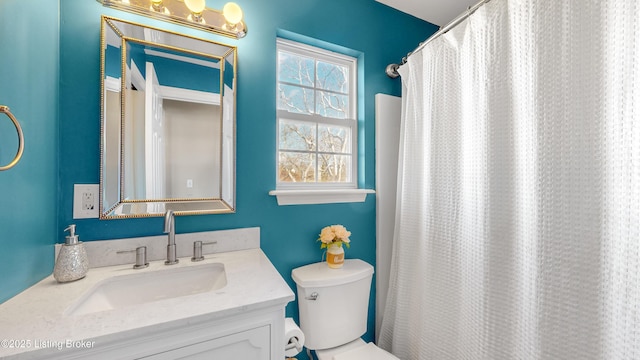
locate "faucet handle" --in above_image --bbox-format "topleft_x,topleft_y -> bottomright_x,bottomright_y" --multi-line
117,246 -> 149,269
191,241 -> 218,262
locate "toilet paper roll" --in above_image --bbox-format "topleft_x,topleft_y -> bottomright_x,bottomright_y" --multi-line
284,317 -> 305,357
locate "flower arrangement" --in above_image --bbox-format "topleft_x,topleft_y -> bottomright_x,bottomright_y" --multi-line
318,224 -> 351,249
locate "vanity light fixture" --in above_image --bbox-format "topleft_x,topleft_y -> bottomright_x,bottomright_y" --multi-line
184,0 -> 206,22
150,0 -> 164,12
222,2 -> 243,31
97,0 -> 247,39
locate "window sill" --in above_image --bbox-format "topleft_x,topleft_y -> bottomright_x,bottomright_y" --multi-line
268,189 -> 375,205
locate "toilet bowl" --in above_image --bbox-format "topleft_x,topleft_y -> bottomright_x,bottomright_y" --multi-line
292,259 -> 398,360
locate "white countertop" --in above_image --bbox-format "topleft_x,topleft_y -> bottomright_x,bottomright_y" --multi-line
0,248 -> 295,359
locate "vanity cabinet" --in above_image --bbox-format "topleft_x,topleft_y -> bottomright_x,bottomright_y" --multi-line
143,325 -> 270,359
45,305 -> 284,360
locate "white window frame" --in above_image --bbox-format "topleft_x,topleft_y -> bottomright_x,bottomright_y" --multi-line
275,38 -> 358,190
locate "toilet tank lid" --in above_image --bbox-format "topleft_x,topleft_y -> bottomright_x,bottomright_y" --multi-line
292,259 -> 374,288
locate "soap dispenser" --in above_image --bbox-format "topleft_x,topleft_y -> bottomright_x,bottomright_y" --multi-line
53,225 -> 89,283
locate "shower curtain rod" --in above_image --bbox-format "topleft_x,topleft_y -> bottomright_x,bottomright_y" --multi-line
385,0 -> 492,78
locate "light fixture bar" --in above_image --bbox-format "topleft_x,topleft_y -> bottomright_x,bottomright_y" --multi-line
97,0 -> 247,39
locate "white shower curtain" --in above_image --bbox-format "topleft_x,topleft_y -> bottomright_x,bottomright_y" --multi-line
379,0 -> 640,359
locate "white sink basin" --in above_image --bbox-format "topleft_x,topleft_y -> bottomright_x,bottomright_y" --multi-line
65,263 -> 227,316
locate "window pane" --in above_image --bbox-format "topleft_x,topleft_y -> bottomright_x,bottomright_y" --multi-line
317,61 -> 348,93
279,152 -> 316,182
318,123 -> 350,153
278,84 -> 314,114
315,91 -> 348,119
318,154 -> 351,182
278,51 -> 314,86
279,119 -> 316,151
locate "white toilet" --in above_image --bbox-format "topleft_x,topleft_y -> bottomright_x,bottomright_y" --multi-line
292,259 -> 399,360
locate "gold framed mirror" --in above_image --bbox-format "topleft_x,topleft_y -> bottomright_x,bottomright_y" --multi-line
100,16 -> 236,219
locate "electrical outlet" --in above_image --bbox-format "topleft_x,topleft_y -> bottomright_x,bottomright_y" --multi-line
73,184 -> 99,219
82,191 -> 94,210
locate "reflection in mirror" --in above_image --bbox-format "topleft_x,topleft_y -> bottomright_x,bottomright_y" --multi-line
100,16 -> 236,219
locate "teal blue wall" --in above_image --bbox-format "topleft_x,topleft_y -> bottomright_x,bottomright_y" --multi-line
0,0 -> 59,303
2,0 -> 437,353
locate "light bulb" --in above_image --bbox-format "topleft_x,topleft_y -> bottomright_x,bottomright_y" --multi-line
150,0 -> 163,11
185,0 -> 206,14
223,2 -> 243,25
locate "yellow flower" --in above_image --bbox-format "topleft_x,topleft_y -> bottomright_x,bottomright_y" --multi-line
319,226 -> 335,243
331,225 -> 351,242
318,224 -> 352,249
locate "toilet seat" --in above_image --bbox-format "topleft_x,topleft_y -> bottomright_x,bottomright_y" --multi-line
315,339 -> 399,360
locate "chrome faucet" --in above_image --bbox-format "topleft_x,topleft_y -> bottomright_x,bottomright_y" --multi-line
163,210 -> 179,265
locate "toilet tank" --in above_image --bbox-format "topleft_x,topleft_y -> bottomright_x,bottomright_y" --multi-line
292,259 -> 374,350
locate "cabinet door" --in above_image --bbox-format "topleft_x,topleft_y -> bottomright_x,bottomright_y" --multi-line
141,325 -> 270,360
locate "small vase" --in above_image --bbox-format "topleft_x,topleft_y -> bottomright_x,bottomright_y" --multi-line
326,243 -> 344,269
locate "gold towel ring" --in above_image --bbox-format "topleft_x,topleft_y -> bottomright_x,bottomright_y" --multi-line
0,105 -> 25,171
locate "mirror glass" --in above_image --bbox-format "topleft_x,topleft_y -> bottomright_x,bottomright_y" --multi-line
100,16 -> 236,219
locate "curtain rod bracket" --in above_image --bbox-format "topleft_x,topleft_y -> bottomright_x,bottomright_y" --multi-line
385,64 -> 400,78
